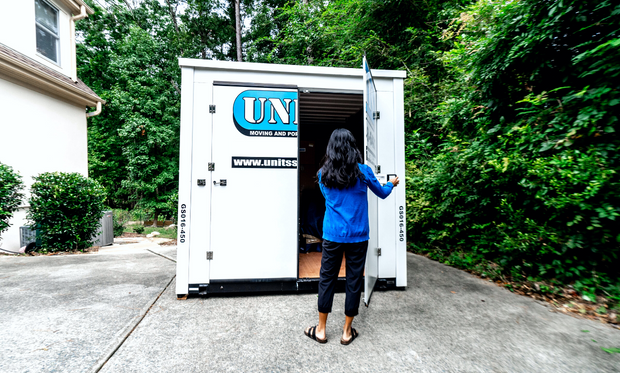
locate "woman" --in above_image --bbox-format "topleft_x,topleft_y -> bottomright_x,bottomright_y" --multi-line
305,128 -> 399,345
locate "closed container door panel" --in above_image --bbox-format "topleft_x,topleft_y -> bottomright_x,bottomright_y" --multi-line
363,57 -> 379,306
210,85 -> 298,280
187,81 -> 213,284
376,89 -> 397,279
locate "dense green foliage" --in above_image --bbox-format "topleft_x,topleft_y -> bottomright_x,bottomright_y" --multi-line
0,163 -> 24,241
78,0 -> 278,221
78,1 -> 184,221
77,0 -> 619,301
406,0 -> 620,301
27,173 -> 106,252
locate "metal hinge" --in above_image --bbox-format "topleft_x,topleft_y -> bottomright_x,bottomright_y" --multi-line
377,248 -> 382,256
209,105 -> 216,114
208,163 -> 215,171
373,111 -> 380,120
206,251 -> 213,260
376,165 -> 381,174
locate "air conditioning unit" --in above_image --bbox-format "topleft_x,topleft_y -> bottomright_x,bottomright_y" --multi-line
19,211 -> 114,249
93,210 -> 114,247
19,226 -> 38,248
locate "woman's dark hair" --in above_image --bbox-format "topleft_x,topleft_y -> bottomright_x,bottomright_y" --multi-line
318,128 -> 364,189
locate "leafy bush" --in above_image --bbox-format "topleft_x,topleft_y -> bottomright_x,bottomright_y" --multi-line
112,209 -> 130,237
113,221 -> 125,237
167,191 -> 178,223
128,206 -> 150,222
0,163 -> 24,241
28,172 -> 106,252
133,225 -> 145,234
407,0 -> 620,301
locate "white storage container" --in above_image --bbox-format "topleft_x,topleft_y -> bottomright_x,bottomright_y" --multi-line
176,58 -> 406,305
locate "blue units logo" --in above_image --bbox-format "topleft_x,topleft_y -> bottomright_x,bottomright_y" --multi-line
232,90 -> 298,137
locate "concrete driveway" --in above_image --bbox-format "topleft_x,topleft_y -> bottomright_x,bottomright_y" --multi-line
1,241 -> 618,373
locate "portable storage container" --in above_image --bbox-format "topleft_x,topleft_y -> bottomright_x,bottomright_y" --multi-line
176,58 -> 406,305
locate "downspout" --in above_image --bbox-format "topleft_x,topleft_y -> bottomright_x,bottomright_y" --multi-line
87,101 -> 102,118
70,5 -> 87,83
70,5 -> 101,118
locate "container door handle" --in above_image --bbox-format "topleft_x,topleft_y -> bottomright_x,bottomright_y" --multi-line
213,179 -> 227,186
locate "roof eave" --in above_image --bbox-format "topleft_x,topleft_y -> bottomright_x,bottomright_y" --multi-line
0,53 -> 103,108
57,0 -> 95,16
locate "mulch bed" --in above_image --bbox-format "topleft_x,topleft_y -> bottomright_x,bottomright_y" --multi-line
26,247 -> 100,256
158,239 -> 177,246
493,280 -> 619,328
120,232 -> 145,238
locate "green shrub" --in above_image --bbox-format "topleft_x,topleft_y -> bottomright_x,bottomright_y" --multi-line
0,163 -> 24,241
112,209 -> 130,237
133,225 -> 145,234
28,172 -> 106,252
166,191 -> 178,223
113,220 -> 125,237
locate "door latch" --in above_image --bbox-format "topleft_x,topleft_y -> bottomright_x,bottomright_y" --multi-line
197,179 -> 206,186
206,251 -> 213,260
213,179 -> 227,186
209,105 -> 216,114
377,248 -> 382,256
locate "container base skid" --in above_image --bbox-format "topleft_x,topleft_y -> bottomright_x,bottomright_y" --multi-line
181,278 -> 402,298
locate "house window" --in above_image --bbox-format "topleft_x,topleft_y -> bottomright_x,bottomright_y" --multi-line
35,0 -> 60,64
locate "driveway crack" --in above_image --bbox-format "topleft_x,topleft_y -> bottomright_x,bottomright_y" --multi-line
88,275 -> 176,373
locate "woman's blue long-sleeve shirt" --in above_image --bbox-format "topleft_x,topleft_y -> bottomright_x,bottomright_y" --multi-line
318,163 -> 394,243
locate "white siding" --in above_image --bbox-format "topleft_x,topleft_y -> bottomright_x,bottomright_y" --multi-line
0,0 -> 74,78
0,78 -> 88,252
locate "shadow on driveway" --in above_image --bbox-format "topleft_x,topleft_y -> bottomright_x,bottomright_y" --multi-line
1,250 -> 619,372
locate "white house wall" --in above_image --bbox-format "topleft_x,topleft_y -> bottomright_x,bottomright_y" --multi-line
0,78 -> 88,252
0,0 -> 74,78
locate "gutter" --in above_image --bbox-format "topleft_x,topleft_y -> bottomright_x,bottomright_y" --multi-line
0,53 -> 101,106
87,101 -> 102,118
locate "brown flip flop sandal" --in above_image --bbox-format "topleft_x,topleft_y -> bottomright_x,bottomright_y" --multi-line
305,325 -> 327,344
340,327 -> 358,345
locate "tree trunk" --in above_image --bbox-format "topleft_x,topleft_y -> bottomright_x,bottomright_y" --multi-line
164,0 -> 180,35
152,210 -> 159,227
235,0 -> 242,62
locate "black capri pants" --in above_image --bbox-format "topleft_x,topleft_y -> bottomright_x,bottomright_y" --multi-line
317,239 -> 368,317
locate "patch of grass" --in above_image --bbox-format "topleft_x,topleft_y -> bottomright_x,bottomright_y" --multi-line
125,224 -> 176,239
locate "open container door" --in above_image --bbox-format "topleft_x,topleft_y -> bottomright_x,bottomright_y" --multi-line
363,57 -> 379,306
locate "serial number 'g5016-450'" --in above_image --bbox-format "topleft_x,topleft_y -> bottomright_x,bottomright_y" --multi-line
179,204 -> 187,243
